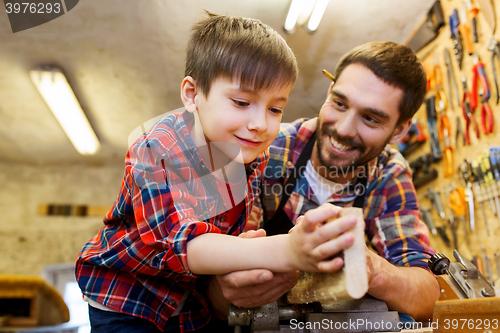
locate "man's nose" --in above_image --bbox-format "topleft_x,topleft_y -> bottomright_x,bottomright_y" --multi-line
335,111 -> 357,138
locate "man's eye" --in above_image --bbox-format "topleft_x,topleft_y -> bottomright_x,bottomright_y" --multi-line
333,100 -> 345,109
363,115 -> 380,124
269,107 -> 283,114
232,99 -> 249,107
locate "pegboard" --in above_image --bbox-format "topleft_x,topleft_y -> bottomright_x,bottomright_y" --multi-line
409,0 -> 500,283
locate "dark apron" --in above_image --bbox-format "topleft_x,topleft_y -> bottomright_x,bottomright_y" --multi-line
264,134 -> 367,236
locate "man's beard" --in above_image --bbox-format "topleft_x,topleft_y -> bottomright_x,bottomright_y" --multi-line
315,120 -> 391,175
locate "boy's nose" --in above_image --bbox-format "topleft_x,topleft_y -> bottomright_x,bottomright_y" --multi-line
247,109 -> 268,132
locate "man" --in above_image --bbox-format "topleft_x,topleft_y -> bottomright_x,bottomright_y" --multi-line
208,41 -> 440,323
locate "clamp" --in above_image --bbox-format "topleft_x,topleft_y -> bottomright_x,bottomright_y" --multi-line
429,250 -> 495,299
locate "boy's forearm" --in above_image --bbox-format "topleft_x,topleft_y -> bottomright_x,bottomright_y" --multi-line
368,252 -> 440,321
186,233 -> 294,275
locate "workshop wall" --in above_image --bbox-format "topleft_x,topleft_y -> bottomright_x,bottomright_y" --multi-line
0,161 -> 123,275
412,0 -> 500,281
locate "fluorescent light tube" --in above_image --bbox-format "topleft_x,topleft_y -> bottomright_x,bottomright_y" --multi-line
284,0 -> 307,32
307,0 -> 329,32
30,66 -> 100,155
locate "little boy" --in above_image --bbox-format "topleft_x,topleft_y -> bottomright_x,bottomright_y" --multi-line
76,12 -> 357,333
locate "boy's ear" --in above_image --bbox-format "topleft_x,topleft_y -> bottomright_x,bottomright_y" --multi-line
181,76 -> 198,113
388,118 -> 412,145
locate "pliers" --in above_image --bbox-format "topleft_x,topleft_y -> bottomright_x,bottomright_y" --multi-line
479,89 -> 494,135
462,77 -> 480,145
487,37 -> 500,105
471,54 -> 491,109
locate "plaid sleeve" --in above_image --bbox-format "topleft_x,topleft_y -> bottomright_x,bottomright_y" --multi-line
365,151 -> 435,270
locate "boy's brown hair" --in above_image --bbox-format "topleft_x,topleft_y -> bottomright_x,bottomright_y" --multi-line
334,41 -> 426,125
185,12 -> 298,96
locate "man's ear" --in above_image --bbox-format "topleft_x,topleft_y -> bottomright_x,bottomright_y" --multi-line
388,119 -> 412,145
181,76 -> 198,113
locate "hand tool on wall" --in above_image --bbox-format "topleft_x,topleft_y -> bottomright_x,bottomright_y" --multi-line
462,77 -> 480,144
420,207 -> 438,237
482,247 -> 494,285
397,119 -> 426,156
409,153 -> 438,189
471,159 -> 491,235
458,159 -> 476,231
459,3 -> 474,55
465,0 -> 479,43
475,157 -> 497,216
495,252 -> 500,282
479,89 -> 494,134
429,250 -> 496,298
455,116 -> 466,150
426,187 -> 447,221
433,51 -> 448,111
448,183 -> 469,245
477,0 -> 496,36
440,115 -> 454,177
444,47 -> 461,109
480,154 -> 500,221
488,147 -> 500,208
470,54 -> 491,109
487,38 -> 500,105
407,1 -> 445,53
426,95 -> 443,161
449,9 -> 464,69
443,186 -> 459,249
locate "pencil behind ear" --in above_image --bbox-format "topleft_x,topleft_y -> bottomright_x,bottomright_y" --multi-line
181,76 -> 198,113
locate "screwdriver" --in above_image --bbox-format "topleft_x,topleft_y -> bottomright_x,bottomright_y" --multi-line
471,160 -> 490,235
481,154 -> 500,222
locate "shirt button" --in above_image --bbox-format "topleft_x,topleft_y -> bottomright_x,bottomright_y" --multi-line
220,215 -> 226,223
168,299 -> 176,306
286,161 -> 293,168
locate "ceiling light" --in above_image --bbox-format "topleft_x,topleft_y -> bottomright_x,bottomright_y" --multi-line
30,65 -> 100,155
284,0 -> 329,33
284,0 -> 307,32
307,0 -> 329,32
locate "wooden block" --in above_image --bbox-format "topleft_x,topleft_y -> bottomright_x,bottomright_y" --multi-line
432,297 -> 500,333
37,204 -> 109,217
287,207 -> 368,303
436,275 -> 462,301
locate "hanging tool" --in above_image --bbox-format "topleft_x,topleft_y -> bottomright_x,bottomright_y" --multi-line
444,47 -> 461,109
443,186 -> 458,249
482,247 -> 494,285
440,115 -> 454,178
479,89 -> 494,135
449,9 -> 464,69
397,119 -> 427,156
458,159 -> 476,231
420,207 -> 438,237
426,95 -> 443,162
462,77 -> 480,144
495,252 -> 500,282
455,116 -> 466,150
426,187 -> 447,221
465,0 -> 479,43
487,38 -> 500,105
458,3 -> 474,55
476,156 -> 497,216
470,54 -> 491,109
488,148 -> 500,215
480,154 -> 500,222
477,0 -> 496,35
471,159 -> 491,235
432,50 -> 448,112
448,183 -> 469,245
409,153 -> 438,189
429,250 -> 496,298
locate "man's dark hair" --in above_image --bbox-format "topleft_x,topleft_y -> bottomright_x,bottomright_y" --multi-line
334,41 -> 426,124
185,12 -> 298,96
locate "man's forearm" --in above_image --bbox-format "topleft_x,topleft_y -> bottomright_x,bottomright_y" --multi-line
368,251 -> 440,321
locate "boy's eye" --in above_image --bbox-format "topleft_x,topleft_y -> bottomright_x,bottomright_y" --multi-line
232,99 -> 249,107
269,107 -> 283,115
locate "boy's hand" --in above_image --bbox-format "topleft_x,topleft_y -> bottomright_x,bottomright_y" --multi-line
287,203 -> 357,272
